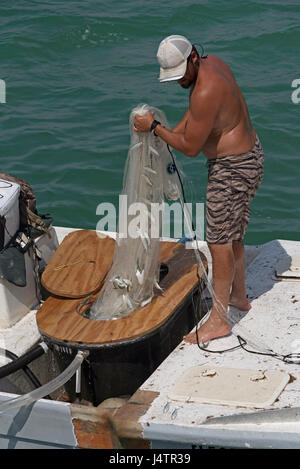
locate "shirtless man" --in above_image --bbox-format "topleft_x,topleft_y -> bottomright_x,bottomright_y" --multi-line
134,35 -> 264,344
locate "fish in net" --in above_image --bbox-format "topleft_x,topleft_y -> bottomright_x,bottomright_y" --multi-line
89,104 -> 182,320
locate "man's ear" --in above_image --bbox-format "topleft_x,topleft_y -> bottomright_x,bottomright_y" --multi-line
191,50 -> 199,65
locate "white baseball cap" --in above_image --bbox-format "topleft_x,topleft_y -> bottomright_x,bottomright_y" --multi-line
157,35 -> 193,83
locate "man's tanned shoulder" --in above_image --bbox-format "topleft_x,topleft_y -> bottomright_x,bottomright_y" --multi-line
189,74 -> 223,118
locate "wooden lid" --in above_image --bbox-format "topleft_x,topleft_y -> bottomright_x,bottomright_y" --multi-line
41,230 -> 115,298
37,240 -> 207,346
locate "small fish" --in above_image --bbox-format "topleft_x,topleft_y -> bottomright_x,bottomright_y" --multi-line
136,268 -> 145,285
141,297 -> 152,307
123,294 -> 133,310
112,276 -> 132,290
123,278 -> 132,287
142,238 -> 149,251
149,145 -> 159,156
143,230 -> 150,245
139,235 -> 148,251
171,408 -> 178,420
154,281 -> 164,292
137,229 -> 150,251
111,312 -> 123,320
141,173 -> 153,187
112,276 -> 125,289
146,210 -> 156,224
144,166 -> 157,175
130,142 -> 143,151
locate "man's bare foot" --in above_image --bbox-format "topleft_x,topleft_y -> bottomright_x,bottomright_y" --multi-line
228,296 -> 251,311
183,315 -> 231,344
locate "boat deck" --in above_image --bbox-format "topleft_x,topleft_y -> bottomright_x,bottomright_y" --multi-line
121,239 -> 300,448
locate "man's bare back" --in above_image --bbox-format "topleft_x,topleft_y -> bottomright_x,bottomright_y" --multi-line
183,54 -> 256,159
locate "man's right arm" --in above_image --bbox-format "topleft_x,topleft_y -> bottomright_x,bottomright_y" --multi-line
172,109 -> 190,134
151,82 -> 219,157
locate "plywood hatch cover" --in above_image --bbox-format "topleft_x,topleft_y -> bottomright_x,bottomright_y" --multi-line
37,237 -> 206,346
41,230 -> 115,298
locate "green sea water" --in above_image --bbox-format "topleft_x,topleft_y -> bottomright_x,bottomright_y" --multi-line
0,0 -> 299,245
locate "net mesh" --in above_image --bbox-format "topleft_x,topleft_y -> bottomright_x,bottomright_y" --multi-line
89,104 -> 182,320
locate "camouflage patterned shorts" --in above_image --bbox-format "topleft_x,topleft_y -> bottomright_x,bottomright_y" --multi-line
206,135 -> 264,244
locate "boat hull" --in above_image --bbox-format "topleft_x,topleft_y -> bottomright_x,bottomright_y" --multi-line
44,286 -> 201,405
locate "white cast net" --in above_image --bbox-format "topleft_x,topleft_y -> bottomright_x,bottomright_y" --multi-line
89,104 -> 182,320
